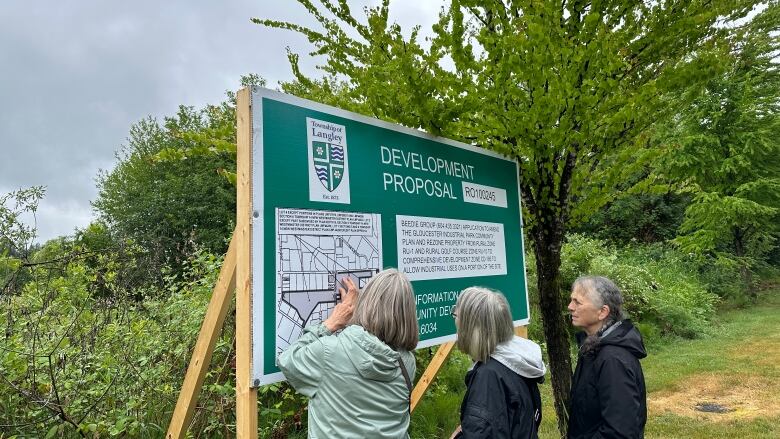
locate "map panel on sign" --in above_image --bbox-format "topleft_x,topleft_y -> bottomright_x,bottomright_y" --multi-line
275,208 -> 382,358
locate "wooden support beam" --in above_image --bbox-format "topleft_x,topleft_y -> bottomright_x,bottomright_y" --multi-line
235,87 -> 258,438
515,325 -> 528,339
410,341 -> 455,413
166,234 -> 238,439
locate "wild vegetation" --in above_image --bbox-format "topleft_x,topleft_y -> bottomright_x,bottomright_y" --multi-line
2,0 -> 779,437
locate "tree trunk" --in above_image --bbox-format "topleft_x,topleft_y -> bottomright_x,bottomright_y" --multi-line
531,225 -> 573,437
733,228 -> 756,301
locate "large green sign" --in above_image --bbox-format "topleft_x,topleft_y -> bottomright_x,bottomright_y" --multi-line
250,88 -> 529,385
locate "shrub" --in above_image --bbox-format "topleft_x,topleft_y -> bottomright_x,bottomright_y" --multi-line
0,247 -> 305,438
560,235 -> 718,340
409,349 -> 470,438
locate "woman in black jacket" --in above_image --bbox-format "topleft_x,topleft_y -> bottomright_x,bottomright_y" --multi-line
451,287 -> 547,439
567,276 -> 647,439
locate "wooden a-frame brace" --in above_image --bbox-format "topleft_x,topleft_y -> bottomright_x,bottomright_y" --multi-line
166,88 -> 527,437
166,233 -> 237,439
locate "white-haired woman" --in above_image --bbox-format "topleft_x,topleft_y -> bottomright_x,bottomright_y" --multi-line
567,276 -> 647,439
451,287 -> 547,439
278,268 -> 418,438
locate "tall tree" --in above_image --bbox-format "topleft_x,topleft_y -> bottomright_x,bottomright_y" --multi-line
93,103 -> 236,287
659,11 -> 780,297
258,0 -> 766,433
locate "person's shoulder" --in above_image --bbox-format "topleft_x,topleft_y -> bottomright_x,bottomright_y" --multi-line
472,359 -> 535,401
398,349 -> 415,364
474,358 -> 514,380
465,361 -> 508,402
479,358 -> 503,371
595,345 -> 640,369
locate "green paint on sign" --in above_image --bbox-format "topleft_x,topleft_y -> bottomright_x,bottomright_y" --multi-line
250,88 -> 529,385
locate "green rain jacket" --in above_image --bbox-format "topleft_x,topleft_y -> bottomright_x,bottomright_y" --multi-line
278,323 -> 416,439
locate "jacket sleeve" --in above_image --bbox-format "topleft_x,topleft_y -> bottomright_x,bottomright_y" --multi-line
459,368 -> 506,439
277,323 -> 331,397
460,410 -> 493,438
593,356 -> 642,439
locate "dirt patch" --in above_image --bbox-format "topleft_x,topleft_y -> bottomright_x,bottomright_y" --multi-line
648,373 -> 780,422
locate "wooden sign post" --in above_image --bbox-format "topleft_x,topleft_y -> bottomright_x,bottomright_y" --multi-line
235,88 -> 257,438
166,87 -> 258,439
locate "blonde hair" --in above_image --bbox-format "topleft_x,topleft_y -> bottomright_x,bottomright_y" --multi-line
455,287 -> 514,362
350,268 -> 419,351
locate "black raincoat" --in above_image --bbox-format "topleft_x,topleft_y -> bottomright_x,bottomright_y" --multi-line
455,336 -> 547,439
568,320 -> 647,439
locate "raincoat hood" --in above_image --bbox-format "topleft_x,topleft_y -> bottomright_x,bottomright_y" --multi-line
342,325 -> 409,382
491,335 -> 547,379
576,319 -> 648,359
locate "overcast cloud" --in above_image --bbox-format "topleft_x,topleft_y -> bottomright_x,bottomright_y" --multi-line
0,0 -> 442,243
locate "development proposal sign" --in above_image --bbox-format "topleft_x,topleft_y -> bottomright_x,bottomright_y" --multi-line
250,88 -> 529,385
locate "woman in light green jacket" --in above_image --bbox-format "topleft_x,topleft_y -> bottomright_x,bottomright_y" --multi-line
278,268 -> 419,439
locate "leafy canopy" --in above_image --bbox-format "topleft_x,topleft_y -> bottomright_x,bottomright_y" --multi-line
93,104 -> 236,285
658,15 -> 780,270
258,0 -> 761,233
258,0 -> 769,432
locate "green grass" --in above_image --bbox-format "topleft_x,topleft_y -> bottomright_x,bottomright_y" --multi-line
411,287 -> 780,439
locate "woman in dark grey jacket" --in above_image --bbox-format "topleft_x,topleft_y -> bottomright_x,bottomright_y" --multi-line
567,276 -> 647,439
451,287 -> 547,439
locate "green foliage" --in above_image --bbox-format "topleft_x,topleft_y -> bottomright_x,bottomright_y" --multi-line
409,349 -> 471,439
1,187 -> 45,296
0,186 -> 45,255
257,0 -> 763,233
622,249 -> 719,338
92,75 -> 270,290
0,238 -> 308,437
1,245 -> 219,436
575,192 -> 690,244
559,235 -> 718,340
653,14 -> 780,291
93,103 -> 237,287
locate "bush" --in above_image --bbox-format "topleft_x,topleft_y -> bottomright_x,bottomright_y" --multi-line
0,246 -> 305,438
622,249 -> 718,338
559,235 -> 718,340
409,349 -> 471,438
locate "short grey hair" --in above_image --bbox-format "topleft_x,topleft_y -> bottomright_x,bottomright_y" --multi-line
350,268 -> 419,351
572,276 -> 625,325
455,287 -> 514,362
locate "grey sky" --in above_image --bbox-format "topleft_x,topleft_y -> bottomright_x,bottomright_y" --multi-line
0,0 -> 442,243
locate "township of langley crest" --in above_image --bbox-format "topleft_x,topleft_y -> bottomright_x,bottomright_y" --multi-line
312,141 -> 344,191
306,117 -> 351,204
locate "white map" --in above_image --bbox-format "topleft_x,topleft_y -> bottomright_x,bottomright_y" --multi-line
275,208 -> 382,356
